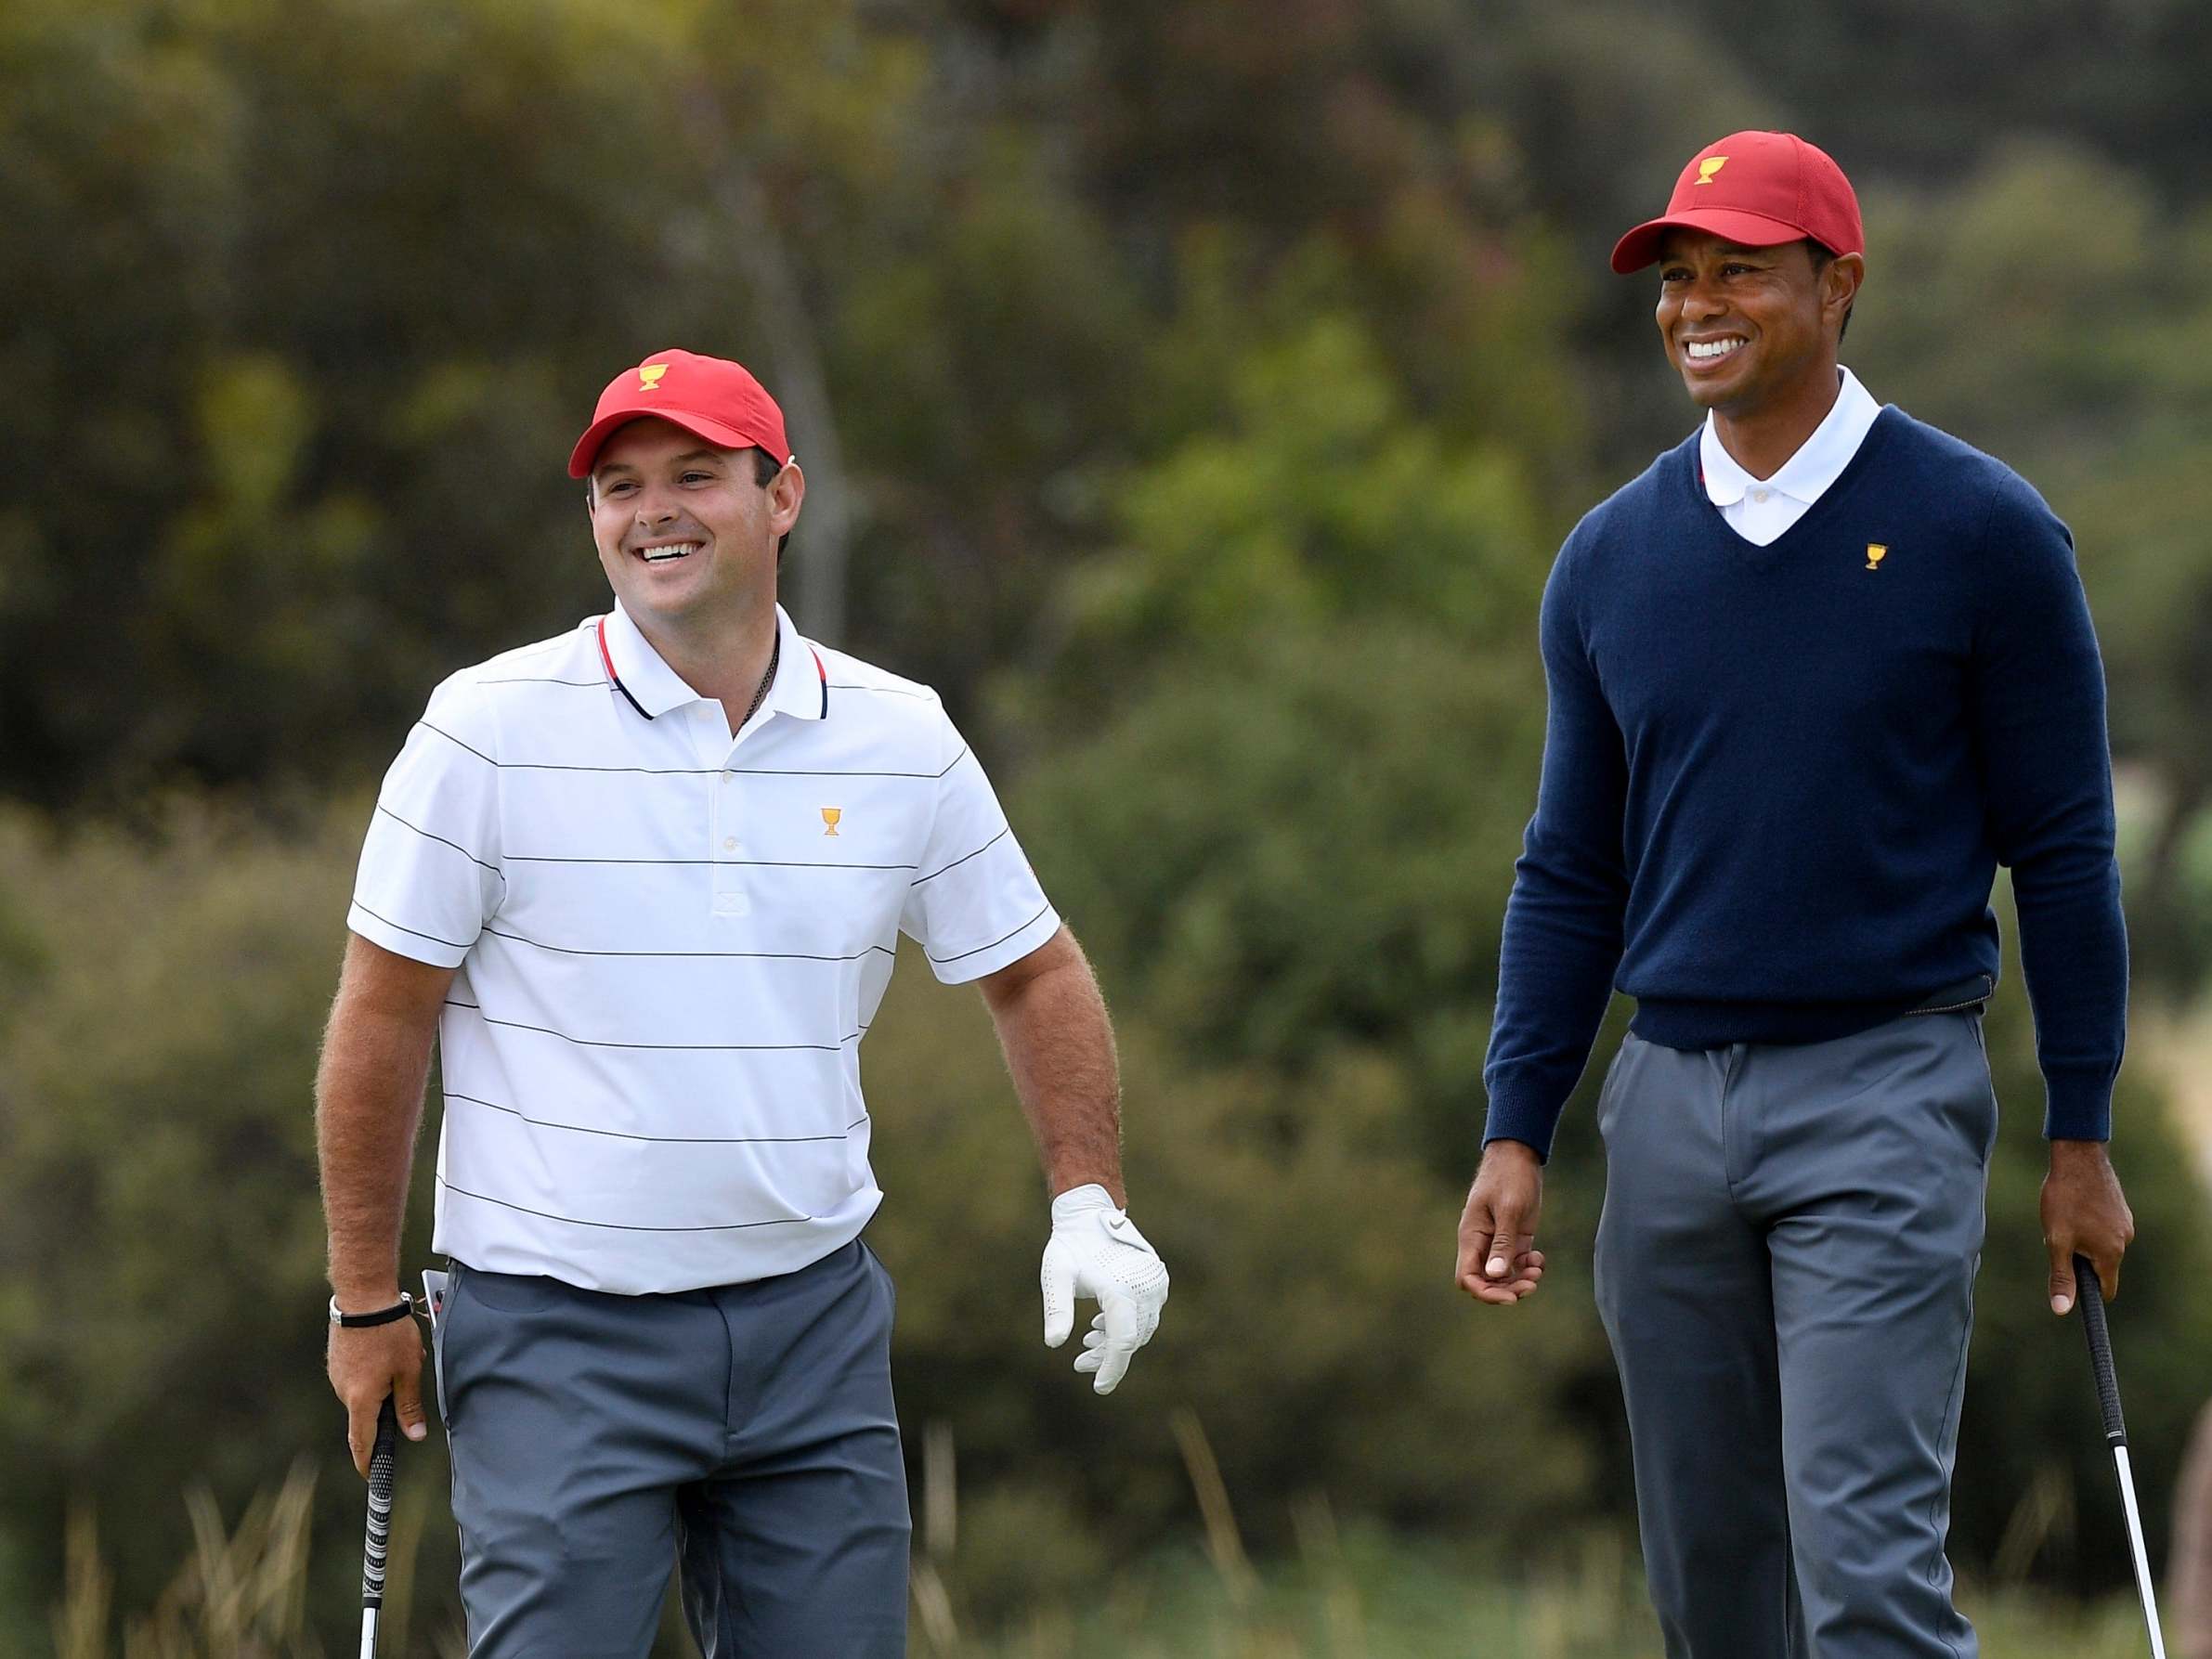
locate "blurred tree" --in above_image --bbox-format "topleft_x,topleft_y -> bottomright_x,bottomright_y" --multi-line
6,0 -> 2212,1640
1850,142 -> 2212,983
0,800 -> 441,1634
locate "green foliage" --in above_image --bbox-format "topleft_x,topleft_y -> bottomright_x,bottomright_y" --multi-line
8,0 -> 2212,1644
1060,314 -> 1543,668
0,800 -> 447,1633
1017,622 -> 1540,1175
865,966 -> 1610,1562
1964,932 -> 2212,1588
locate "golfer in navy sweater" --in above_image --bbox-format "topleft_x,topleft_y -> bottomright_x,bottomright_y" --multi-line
1456,131 -> 2140,1656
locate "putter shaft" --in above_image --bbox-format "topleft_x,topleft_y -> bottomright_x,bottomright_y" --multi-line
2074,1253 -> 2167,1659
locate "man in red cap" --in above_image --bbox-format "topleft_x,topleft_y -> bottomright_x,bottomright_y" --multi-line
1455,133 -> 2139,1654
317,349 -> 1169,1655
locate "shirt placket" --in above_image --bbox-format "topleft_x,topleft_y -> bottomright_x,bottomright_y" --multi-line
687,702 -> 751,920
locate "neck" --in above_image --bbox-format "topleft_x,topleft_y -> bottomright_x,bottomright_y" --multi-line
630,596 -> 781,731
1710,362 -> 1843,481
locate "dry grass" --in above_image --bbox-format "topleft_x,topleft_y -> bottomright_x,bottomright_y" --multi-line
49,1467 -> 463,1659
39,1424 -> 2170,1659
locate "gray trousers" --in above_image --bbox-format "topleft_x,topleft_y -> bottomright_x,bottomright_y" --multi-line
433,1239 -> 910,1658
1593,1013 -> 1997,1659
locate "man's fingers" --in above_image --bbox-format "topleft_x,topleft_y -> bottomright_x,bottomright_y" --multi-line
345,1393 -> 382,1480
392,1368 -> 430,1444
2080,1249 -> 2122,1304
2047,1243 -> 2076,1316
1459,1247 -> 1544,1304
1482,1208 -> 1529,1280
1040,1244 -> 1075,1349
1081,1295 -> 1144,1394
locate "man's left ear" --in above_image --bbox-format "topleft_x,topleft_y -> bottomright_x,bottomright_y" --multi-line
1827,253 -> 1866,317
772,460 -> 807,534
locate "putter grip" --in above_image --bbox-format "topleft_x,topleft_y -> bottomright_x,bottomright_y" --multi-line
2073,1252 -> 2127,1445
363,1396 -> 398,1607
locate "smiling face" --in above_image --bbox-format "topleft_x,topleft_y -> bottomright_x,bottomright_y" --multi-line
1654,230 -> 1861,419
586,418 -> 801,638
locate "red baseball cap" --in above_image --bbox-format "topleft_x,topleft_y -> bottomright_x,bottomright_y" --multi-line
1609,130 -> 1863,274
567,349 -> 793,479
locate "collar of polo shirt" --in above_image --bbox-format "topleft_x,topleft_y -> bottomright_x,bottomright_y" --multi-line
1700,366 -> 1881,510
600,602 -> 828,723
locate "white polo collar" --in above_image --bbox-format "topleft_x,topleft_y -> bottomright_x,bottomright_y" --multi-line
599,601 -> 828,723
1700,367 -> 1881,509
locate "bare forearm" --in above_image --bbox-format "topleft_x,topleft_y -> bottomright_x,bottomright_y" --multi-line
316,970 -> 441,1304
988,951 -> 1125,1205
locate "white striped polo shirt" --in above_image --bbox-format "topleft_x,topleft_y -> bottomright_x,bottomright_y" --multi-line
347,601 -> 1061,1294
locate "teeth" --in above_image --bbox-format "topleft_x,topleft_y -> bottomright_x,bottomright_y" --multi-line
1686,338 -> 1745,360
639,543 -> 697,563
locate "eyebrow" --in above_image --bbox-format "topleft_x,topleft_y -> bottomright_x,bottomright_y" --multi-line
593,449 -> 729,480
1659,240 -> 1773,261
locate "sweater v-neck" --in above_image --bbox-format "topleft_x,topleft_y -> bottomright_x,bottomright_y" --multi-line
1680,405 -> 1902,564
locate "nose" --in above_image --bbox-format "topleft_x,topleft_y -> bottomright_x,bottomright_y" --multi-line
1679,273 -> 1728,321
631,485 -> 680,525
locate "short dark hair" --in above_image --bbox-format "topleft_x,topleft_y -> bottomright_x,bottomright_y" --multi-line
1804,240 -> 1854,343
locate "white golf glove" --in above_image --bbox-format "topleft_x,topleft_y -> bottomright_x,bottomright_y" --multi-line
1040,1184 -> 1169,1395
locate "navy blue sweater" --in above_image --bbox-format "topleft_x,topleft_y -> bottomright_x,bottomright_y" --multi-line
1482,408 -> 2126,1157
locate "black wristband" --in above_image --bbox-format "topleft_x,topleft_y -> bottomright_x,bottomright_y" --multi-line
330,1293 -> 415,1328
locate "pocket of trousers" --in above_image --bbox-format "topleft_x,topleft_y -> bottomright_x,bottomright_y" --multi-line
1594,1037 -> 1636,1146
433,1263 -> 462,1432
1966,1014 -> 2000,1162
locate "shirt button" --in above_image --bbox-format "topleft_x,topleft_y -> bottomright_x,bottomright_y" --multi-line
722,836 -> 737,851
1750,487 -> 1770,503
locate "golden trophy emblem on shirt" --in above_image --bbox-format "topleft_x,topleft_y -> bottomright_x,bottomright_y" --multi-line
1866,543 -> 1888,571
821,807 -> 842,836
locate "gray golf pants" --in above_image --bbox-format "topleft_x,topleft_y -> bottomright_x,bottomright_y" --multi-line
433,1238 -> 910,1658
1593,1012 -> 1997,1658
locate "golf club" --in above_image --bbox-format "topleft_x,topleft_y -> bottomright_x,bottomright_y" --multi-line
359,1394 -> 398,1659
2073,1251 -> 2168,1659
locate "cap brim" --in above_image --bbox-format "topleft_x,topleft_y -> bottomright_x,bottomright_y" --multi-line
1609,207 -> 1815,274
567,406 -> 762,478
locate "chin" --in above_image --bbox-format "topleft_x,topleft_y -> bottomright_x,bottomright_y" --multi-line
1679,375 -> 1729,410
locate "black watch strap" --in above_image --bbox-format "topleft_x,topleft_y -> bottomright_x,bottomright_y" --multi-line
330,1293 -> 415,1328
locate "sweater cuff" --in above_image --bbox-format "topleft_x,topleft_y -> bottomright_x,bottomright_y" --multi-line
2042,1065 -> 2116,1142
1481,1089 -> 1563,1163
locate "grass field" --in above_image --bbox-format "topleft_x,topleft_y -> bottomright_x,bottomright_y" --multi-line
46,1476 -> 2170,1658
912,1525 -> 2164,1659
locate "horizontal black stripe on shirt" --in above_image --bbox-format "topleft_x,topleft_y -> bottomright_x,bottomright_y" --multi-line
420,721 -> 969,779
436,1174 -> 814,1234
480,925 -> 896,963
442,1001 -> 845,1053
375,805 -> 506,883
912,825 -> 1010,886
352,901 -> 475,953
445,1089 -> 868,1146
926,901 -> 1055,966
477,674 -> 605,688
502,854 -> 918,871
